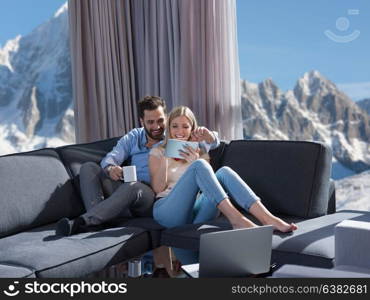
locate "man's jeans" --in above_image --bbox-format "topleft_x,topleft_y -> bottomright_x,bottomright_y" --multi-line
79,162 -> 155,226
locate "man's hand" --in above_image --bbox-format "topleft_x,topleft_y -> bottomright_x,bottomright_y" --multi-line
191,127 -> 215,144
108,165 -> 123,181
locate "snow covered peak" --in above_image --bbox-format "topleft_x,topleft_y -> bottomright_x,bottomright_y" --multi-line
295,70 -> 337,97
305,70 -> 323,80
0,35 -> 21,53
261,77 -> 278,88
258,78 -> 281,101
241,79 -> 258,92
54,2 -> 68,18
0,35 -> 21,72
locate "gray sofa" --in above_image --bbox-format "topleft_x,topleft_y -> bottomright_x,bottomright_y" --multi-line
0,138 -> 156,278
273,220 -> 370,277
0,138 -> 368,278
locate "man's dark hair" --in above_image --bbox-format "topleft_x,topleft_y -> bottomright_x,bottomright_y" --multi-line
138,96 -> 166,119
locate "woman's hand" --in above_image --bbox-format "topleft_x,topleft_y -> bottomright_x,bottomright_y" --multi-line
191,127 -> 215,144
179,146 -> 200,163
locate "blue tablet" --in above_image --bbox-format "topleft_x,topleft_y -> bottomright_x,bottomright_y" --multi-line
165,139 -> 199,159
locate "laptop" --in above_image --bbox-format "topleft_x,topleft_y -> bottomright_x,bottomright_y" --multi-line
181,225 -> 274,278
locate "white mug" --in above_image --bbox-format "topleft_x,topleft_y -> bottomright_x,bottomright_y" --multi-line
123,166 -> 137,182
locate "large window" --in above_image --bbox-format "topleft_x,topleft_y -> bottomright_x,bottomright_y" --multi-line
236,0 -> 370,209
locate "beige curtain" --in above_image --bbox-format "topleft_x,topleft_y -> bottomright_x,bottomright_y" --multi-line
130,0 -> 181,107
69,0 -> 139,143
69,0 -> 242,142
177,0 -> 242,140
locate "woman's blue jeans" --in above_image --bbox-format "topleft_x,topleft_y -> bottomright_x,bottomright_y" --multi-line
153,159 -> 260,264
153,159 -> 260,228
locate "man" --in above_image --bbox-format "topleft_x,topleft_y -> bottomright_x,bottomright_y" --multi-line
56,96 -> 167,235
56,96 -> 219,234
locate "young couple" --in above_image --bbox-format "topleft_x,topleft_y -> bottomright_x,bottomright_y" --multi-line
149,105 -> 297,233
56,96 -> 297,273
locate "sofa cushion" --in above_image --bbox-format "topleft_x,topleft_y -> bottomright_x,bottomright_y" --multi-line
161,210 -> 370,269
0,149 -> 84,238
57,137 -> 120,195
0,222 -> 151,278
161,217 -> 232,250
221,140 -> 332,218
111,217 -> 165,248
0,264 -> 35,278
271,210 -> 370,267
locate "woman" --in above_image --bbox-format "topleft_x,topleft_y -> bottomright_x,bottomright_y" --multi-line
149,106 -> 297,234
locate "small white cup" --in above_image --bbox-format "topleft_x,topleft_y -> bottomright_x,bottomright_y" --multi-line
123,166 -> 137,182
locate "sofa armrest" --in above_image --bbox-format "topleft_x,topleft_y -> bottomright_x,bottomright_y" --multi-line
335,220 -> 370,269
327,179 -> 336,214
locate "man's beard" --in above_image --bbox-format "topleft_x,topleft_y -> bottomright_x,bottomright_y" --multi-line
144,126 -> 164,141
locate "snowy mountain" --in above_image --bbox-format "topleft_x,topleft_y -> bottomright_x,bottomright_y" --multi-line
0,2 -> 74,155
241,71 -> 370,179
357,98 -> 370,115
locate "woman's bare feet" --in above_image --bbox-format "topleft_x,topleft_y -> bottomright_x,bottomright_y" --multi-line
248,201 -> 298,233
265,216 -> 297,233
217,198 -> 259,229
232,216 -> 258,230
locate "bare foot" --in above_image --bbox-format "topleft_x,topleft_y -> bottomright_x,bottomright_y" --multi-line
217,198 -> 259,230
232,216 -> 258,230
266,217 -> 297,233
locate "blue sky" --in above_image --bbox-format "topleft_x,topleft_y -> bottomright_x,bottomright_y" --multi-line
0,0 -> 66,47
237,0 -> 370,100
0,0 -> 369,100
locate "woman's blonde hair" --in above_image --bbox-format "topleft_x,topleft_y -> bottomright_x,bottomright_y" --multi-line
161,106 -> 198,148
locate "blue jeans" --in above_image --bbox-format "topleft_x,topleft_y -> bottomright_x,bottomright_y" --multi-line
153,159 -> 260,228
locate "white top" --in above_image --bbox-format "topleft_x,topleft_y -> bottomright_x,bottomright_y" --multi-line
149,146 -> 209,198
